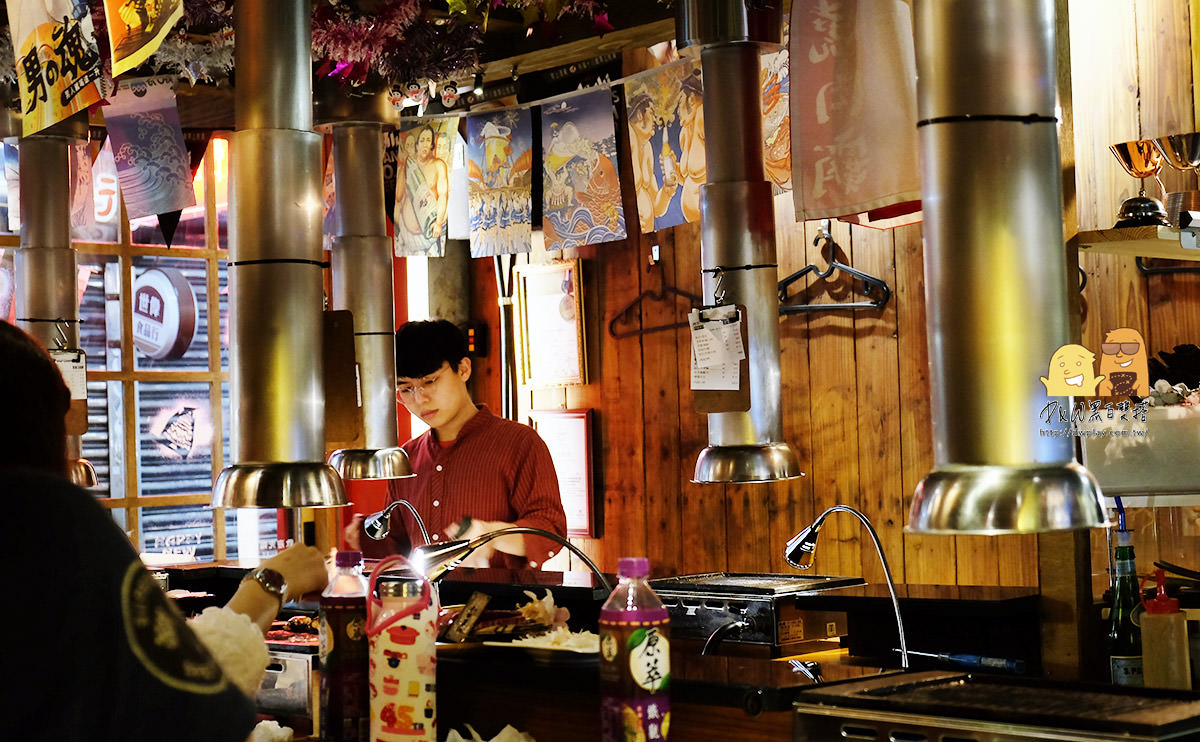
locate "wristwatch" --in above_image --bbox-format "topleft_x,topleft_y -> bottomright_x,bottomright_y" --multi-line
242,566 -> 288,605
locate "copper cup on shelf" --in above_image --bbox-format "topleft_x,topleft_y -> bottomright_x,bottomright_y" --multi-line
1152,133 -> 1200,227
1110,139 -> 1168,227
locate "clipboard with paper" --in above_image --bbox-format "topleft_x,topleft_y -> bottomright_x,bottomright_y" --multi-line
689,304 -> 751,413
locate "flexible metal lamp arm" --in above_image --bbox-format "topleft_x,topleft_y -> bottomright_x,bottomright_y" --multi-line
784,504 -> 909,669
411,526 -> 612,593
364,499 -> 432,545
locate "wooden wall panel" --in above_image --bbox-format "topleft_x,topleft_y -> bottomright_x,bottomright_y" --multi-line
772,194 -> 815,573
849,223 -> 904,585
1137,0 -> 1195,194
1068,0 -> 1142,231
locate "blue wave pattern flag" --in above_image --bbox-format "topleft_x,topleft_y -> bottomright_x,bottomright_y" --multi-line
540,89 -> 626,251
104,76 -> 195,220
466,107 -> 534,257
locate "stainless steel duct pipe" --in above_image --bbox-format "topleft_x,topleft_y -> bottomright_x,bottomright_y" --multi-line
680,0 -> 801,483
323,111 -> 413,480
15,113 -> 96,487
907,0 -> 1104,532
213,0 -> 346,509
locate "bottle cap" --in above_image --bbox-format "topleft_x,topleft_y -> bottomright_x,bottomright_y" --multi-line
1116,528 -> 1133,546
1145,568 -> 1180,614
335,550 -> 363,568
618,556 -> 649,578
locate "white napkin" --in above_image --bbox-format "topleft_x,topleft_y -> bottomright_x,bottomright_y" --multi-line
444,724 -> 535,742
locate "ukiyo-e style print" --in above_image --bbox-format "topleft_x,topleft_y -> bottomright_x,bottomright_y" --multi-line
6,0 -> 103,136
104,0 -> 184,77
624,59 -> 705,234
393,118 -> 456,258
761,45 -> 792,193
467,107 -> 534,257
540,89 -> 627,251
104,76 -> 195,219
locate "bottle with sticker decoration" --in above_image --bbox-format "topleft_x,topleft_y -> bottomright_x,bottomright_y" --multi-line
599,556 -> 671,741
320,549 -> 370,741
1107,529 -> 1143,687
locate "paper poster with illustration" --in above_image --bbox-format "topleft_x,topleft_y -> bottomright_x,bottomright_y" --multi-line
623,59 -> 705,234
6,0 -> 103,136
104,77 -> 195,220
540,89 -> 626,251
393,117 -> 456,258
761,46 -> 792,193
103,0 -> 184,77
466,107 -> 534,257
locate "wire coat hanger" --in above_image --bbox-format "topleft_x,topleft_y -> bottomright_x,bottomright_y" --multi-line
778,219 -> 892,315
608,245 -> 704,339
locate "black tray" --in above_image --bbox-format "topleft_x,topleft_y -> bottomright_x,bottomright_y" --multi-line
650,572 -> 864,597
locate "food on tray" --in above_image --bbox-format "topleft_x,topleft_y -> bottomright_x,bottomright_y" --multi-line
504,625 -> 600,653
437,589 -> 572,642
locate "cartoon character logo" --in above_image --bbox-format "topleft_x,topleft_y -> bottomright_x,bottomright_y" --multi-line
1098,327 -> 1149,396
1041,344 -> 1104,396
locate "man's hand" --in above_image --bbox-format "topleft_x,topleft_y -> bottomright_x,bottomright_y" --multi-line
445,517 -> 526,558
343,513 -> 364,552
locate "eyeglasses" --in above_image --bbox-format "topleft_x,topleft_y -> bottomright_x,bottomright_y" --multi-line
1101,342 -> 1140,355
396,365 -> 449,402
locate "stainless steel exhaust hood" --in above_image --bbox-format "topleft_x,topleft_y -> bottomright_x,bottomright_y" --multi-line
15,112 -> 97,488
679,0 -> 801,484
319,92 -> 413,481
907,0 -> 1104,533
212,0 -> 345,509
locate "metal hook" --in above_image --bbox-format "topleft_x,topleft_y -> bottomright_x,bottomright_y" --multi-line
712,268 -> 727,305
53,320 -> 69,350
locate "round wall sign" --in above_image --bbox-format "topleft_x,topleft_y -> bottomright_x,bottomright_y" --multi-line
132,267 -> 197,360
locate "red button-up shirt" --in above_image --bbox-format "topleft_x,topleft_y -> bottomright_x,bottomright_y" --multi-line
370,405 -> 567,569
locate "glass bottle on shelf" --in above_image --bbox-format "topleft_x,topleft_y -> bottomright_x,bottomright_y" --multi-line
1108,529 -> 1144,686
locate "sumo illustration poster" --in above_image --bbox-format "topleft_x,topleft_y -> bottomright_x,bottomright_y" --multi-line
393,118 -> 456,258
540,89 -> 626,251
624,59 -> 705,234
466,108 -> 534,257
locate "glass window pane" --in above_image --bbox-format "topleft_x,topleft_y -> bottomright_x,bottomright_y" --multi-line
214,137 -> 229,250
78,253 -> 122,371
0,247 -> 13,319
81,380 -> 122,498
131,256 -> 210,371
226,509 -> 284,561
135,381 -> 215,496
139,504 -> 213,562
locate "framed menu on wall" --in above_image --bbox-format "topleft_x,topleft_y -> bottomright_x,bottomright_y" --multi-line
529,408 -> 596,538
515,260 -> 586,388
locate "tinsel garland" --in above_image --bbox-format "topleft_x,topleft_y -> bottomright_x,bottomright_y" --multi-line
0,0 -> 614,92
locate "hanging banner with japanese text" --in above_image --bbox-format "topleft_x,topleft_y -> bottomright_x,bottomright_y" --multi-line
789,0 -> 921,228
6,1 -> 103,136
104,77 -> 195,220
394,117 -> 456,258
466,107 -> 533,257
623,59 -> 705,235
103,0 -> 184,78
541,88 -> 626,251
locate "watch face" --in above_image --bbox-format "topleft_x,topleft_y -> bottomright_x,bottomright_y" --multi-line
250,567 -> 285,598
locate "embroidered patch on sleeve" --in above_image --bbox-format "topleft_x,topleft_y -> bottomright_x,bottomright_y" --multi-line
121,561 -> 229,694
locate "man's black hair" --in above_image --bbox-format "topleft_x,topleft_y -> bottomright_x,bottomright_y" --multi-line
395,319 -> 468,378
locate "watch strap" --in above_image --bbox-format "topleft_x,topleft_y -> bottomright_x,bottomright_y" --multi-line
243,566 -> 288,605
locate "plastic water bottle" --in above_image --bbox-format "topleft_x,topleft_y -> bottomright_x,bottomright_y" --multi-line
1107,530 -> 1143,686
599,557 -> 671,741
320,550 -> 370,741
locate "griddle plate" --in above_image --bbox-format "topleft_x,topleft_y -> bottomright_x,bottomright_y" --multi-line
796,671 -> 1200,736
650,572 -> 865,597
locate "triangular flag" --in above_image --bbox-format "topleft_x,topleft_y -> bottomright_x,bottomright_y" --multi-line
157,210 -> 182,248
183,129 -> 212,178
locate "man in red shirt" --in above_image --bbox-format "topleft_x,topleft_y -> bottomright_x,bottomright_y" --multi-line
345,319 -> 566,569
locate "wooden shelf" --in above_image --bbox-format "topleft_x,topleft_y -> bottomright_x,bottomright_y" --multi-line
1071,225 -> 1200,261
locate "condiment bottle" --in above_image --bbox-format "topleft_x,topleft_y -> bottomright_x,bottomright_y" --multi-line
1141,567 -> 1191,690
1107,529 -> 1144,686
320,550 -> 370,741
366,559 -> 438,742
599,556 -> 671,741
